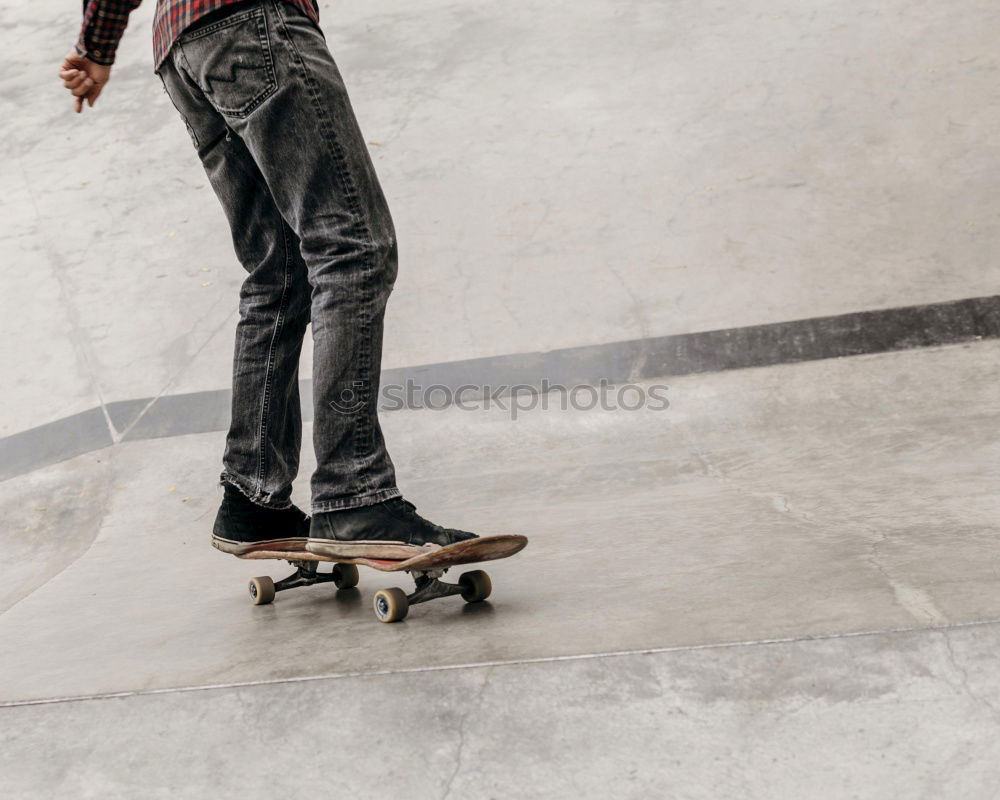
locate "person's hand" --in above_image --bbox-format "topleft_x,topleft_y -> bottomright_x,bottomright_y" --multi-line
59,48 -> 112,113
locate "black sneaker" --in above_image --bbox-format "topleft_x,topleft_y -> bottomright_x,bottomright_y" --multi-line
212,484 -> 310,555
307,498 -> 478,560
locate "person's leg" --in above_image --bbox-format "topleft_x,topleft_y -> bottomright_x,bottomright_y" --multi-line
158,50 -> 310,549
215,127 -> 312,509
170,0 -> 399,513
164,0 -> 479,554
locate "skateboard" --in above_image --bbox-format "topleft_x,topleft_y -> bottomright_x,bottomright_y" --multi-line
237,535 -> 528,622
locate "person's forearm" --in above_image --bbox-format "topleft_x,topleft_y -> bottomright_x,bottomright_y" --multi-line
76,0 -> 143,66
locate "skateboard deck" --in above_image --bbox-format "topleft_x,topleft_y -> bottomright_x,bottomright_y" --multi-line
239,534 -> 528,623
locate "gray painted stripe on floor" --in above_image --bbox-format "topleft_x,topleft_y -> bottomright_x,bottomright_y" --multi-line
0,408 -> 113,482
107,391 -> 237,441
2,294 -> 998,481
391,294 -> 1000,389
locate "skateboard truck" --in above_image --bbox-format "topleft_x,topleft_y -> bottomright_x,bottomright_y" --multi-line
251,560 -> 360,600
247,561 -> 493,623
370,568 -> 492,623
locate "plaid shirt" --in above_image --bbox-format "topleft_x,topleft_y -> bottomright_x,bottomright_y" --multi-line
77,0 -> 319,69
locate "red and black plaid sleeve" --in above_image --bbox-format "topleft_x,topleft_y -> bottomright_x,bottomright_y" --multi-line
77,0 -> 144,66
75,1 -> 321,71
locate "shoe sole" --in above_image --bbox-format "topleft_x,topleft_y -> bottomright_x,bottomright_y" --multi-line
212,535 -> 309,556
305,538 -> 438,561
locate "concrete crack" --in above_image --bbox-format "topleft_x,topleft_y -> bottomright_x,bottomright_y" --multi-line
440,667 -> 491,800
940,630 -> 1000,726
862,530 -> 947,626
690,436 -> 949,628
15,157 -> 119,443
115,305 -> 237,443
690,443 -> 816,526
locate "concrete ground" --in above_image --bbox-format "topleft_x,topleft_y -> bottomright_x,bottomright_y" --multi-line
3,342 -> 1000,796
3,0 -> 1000,796
5,0 -> 1000,434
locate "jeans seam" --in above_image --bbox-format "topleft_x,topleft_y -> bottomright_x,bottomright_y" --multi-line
254,211 -> 293,489
272,0 -> 378,493
157,61 -> 202,149
178,4 -> 266,42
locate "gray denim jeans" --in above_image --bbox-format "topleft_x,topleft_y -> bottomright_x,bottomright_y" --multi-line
157,0 -> 400,512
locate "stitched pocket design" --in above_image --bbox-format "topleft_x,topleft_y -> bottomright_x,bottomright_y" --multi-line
178,8 -> 277,118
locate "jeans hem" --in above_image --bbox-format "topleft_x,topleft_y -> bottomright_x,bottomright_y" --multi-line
311,487 -> 401,514
220,472 -> 294,510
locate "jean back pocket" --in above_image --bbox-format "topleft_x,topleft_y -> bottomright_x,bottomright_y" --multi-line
177,6 -> 277,119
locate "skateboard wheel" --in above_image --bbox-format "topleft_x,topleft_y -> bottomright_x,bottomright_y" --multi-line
248,576 -> 275,606
459,570 -> 492,603
373,587 -> 408,623
332,563 -> 359,590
